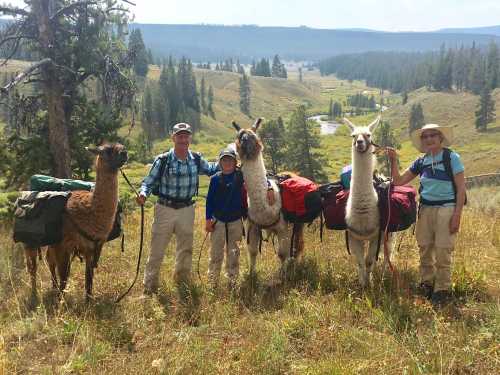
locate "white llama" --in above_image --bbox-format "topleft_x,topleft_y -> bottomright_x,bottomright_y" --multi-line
344,116 -> 391,287
232,119 -> 304,273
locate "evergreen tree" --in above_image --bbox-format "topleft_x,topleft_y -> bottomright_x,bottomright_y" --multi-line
374,121 -> 401,176
409,103 -> 425,135
259,117 -> 286,174
328,98 -> 333,119
285,105 -> 327,182
486,40 -> 499,89
271,55 -> 287,78
298,67 -> 303,82
141,85 -> 155,144
402,91 -> 408,105
128,28 -> 149,77
475,87 -> 496,131
200,76 -> 207,114
236,59 -> 245,74
239,73 -> 251,115
207,85 -> 215,118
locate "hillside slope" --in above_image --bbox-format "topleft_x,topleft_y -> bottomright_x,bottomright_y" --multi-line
382,88 -> 500,175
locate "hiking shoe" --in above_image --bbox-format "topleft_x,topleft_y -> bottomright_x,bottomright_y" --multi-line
431,290 -> 452,307
417,282 -> 434,299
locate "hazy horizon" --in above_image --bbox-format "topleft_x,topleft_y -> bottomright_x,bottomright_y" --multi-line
4,0 -> 500,33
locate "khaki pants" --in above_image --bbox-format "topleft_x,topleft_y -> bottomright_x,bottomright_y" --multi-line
208,219 -> 244,287
415,206 -> 457,292
143,203 -> 195,292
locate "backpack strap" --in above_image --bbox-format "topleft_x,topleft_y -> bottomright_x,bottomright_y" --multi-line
442,148 -> 457,201
192,151 -> 202,196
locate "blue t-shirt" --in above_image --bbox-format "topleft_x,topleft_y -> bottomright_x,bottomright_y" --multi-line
340,165 -> 352,190
409,150 -> 464,205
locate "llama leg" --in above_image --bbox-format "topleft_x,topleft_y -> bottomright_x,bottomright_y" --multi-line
293,224 -> 304,259
46,246 -> 58,289
381,233 -> 393,276
85,253 -> 94,301
55,247 -> 72,294
247,222 -> 260,274
349,235 -> 368,287
366,235 -> 381,284
25,246 -> 38,297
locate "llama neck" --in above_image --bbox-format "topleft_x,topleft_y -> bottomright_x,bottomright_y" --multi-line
350,149 -> 375,197
241,153 -> 268,203
92,160 -> 119,216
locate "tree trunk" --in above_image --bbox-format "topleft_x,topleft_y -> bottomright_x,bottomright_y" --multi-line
34,0 -> 72,178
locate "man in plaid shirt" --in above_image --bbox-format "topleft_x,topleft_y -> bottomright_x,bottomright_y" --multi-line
137,123 -> 218,295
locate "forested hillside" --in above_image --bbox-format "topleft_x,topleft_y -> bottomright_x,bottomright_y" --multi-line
130,23 -> 500,61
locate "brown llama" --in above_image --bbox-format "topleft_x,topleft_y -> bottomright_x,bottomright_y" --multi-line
25,143 -> 128,300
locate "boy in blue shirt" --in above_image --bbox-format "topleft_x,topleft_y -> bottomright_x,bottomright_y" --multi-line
205,148 -> 247,289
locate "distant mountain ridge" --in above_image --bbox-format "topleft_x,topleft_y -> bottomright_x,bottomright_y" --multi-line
437,25 -> 500,36
131,23 -> 500,62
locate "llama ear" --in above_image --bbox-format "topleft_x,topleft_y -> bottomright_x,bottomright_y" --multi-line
343,117 -> 356,132
368,116 -> 381,132
251,117 -> 263,131
85,146 -> 99,155
232,121 -> 241,132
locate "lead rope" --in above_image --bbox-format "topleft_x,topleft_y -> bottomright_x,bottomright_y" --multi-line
115,168 -> 144,303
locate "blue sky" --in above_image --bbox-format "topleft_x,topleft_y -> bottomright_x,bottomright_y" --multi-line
6,0 -> 500,31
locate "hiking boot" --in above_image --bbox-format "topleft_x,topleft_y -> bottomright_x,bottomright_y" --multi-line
417,282 -> 434,299
431,290 -> 452,307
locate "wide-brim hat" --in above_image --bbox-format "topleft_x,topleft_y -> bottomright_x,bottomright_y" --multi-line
410,124 -> 453,153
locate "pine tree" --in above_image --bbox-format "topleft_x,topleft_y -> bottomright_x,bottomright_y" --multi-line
259,117 -> 286,174
128,28 -> 149,77
239,73 -> 251,116
285,105 -> 327,182
486,40 -> 499,89
402,91 -> 408,105
207,85 -> 215,118
409,103 -> 425,135
328,98 -> 333,119
200,76 -> 207,114
271,55 -> 287,78
475,86 -> 496,131
374,121 -> 401,176
298,67 -> 303,82
141,85 -> 155,143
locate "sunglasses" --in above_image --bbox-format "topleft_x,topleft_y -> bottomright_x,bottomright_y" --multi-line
421,132 -> 441,140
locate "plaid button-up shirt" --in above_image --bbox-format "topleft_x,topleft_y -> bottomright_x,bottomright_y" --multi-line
140,149 -> 218,200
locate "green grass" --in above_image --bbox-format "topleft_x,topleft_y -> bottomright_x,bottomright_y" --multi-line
0,187 -> 499,374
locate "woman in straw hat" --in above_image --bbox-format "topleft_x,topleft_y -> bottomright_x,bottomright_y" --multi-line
386,124 -> 466,306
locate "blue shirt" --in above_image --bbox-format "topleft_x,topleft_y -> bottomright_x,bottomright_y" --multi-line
140,149 -> 218,200
409,150 -> 464,206
340,165 -> 352,190
206,171 -> 246,223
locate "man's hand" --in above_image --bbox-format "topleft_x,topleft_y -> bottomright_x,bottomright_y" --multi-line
136,194 -> 146,206
205,219 -> 215,233
267,189 -> 276,206
449,212 -> 461,234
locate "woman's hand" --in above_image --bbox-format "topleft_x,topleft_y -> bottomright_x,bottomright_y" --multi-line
449,212 -> 461,234
205,219 -> 215,233
385,147 -> 398,163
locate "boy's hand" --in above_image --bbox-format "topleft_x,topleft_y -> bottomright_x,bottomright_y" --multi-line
267,189 -> 276,205
205,219 -> 215,233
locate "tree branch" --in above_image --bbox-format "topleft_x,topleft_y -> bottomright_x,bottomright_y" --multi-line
0,58 -> 53,95
0,6 -> 29,17
120,1 -> 136,6
50,1 -> 99,21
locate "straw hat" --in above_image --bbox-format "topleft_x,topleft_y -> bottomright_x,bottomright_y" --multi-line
410,124 -> 453,153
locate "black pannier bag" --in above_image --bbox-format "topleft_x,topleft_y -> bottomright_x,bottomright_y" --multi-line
13,191 -> 71,248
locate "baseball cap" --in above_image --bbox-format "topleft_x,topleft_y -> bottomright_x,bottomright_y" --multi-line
172,123 -> 192,135
218,148 -> 237,161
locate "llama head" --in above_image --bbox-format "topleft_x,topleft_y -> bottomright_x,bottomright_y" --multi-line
232,118 -> 264,161
343,116 -> 381,154
86,143 -> 128,171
